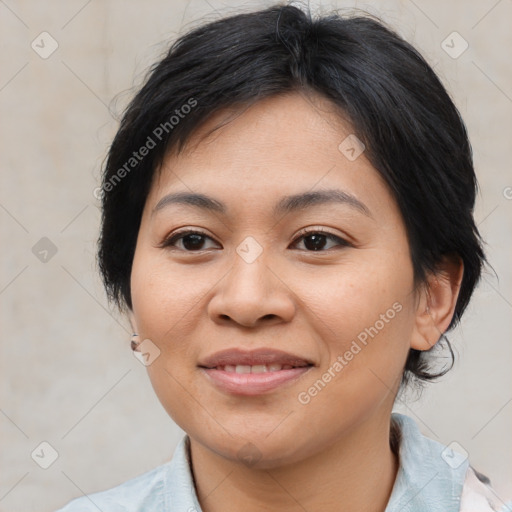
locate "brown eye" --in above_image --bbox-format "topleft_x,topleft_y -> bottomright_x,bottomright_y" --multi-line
291,229 -> 350,251
161,230 -> 220,251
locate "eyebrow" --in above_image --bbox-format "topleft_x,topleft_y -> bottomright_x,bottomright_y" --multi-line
152,189 -> 372,218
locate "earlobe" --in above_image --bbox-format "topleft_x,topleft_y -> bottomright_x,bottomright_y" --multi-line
127,310 -> 141,351
411,255 -> 464,351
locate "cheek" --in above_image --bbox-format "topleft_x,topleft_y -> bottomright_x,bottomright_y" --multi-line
129,251 -> 219,428
130,250 -> 214,340
294,251 -> 416,396
301,252 -> 414,339
292,272 -> 415,451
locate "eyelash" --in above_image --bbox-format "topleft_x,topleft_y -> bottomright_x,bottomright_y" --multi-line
159,227 -> 350,252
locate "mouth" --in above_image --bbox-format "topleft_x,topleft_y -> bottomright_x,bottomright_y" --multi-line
207,363 -> 307,373
198,348 -> 314,396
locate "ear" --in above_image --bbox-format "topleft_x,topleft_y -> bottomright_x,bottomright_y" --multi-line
411,255 -> 464,351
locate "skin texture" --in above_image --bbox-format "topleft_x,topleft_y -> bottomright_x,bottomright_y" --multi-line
129,92 -> 463,512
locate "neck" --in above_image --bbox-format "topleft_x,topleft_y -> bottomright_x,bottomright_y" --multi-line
189,412 -> 399,512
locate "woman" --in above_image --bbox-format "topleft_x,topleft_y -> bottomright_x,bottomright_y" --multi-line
57,4 -> 511,511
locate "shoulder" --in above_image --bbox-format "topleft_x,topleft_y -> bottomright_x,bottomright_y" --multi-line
55,435 -> 202,512
387,414 -> 512,512
55,461 -> 171,512
460,466 -> 512,512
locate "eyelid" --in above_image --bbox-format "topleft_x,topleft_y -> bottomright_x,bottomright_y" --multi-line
158,228 -> 217,249
294,226 -> 343,239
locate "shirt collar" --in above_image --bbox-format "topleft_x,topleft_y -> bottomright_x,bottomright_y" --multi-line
385,412 -> 469,512
163,434 -> 203,511
164,412 -> 469,511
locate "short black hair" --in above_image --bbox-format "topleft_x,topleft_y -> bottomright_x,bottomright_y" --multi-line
97,3 -> 486,387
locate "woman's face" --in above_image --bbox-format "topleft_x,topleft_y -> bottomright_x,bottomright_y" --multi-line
130,92 -> 422,467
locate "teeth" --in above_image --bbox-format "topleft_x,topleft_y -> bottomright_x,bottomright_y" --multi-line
251,365 -> 268,373
216,364 -> 295,372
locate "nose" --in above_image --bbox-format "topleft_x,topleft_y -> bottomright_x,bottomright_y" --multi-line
207,251 -> 296,328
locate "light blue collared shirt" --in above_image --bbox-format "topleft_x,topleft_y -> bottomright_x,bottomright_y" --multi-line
56,413 -> 512,512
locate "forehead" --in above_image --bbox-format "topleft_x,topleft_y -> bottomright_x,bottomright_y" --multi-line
154,92 -> 350,175
145,92 -> 393,219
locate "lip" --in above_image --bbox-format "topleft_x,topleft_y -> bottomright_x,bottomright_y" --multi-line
200,367 -> 312,395
198,348 -> 314,396
198,348 -> 314,368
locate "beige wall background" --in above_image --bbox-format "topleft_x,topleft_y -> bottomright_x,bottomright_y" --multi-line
0,0 -> 511,510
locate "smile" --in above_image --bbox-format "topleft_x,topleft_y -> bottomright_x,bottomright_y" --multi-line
200,366 -> 312,395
